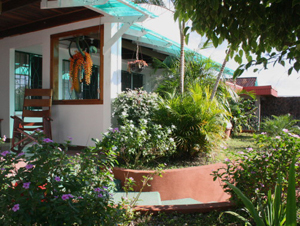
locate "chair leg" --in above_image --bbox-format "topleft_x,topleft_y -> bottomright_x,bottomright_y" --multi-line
11,116 -> 24,153
43,117 -> 52,139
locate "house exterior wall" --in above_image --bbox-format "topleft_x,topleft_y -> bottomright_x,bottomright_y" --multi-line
261,96 -> 300,120
0,18 -> 122,146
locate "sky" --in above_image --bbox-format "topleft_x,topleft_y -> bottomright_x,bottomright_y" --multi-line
139,3 -> 300,97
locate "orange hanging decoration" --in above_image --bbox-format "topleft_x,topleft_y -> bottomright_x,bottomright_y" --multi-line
69,51 -> 93,93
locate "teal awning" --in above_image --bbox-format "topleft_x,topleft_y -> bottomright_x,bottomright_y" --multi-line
93,0 -> 157,18
124,24 -> 235,76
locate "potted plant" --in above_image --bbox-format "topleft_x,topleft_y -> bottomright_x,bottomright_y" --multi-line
127,59 -> 148,73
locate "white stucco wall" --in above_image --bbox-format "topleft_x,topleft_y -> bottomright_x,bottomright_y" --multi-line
0,18 -> 122,146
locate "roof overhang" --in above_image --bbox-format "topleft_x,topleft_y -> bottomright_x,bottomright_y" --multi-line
225,82 -> 244,92
243,85 -> 278,97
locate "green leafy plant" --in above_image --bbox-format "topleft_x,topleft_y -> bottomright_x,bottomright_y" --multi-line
229,93 -> 258,136
152,51 -> 219,96
155,83 -> 228,158
112,88 -> 159,126
222,156 -> 297,226
109,89 -> 176,168
213,130 -> 300,205
261,114 -> 300,136
100,117 -> 176,168
0,134 -> 127,226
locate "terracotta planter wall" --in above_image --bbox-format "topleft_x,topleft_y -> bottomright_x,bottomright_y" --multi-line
113,163 -> 230,203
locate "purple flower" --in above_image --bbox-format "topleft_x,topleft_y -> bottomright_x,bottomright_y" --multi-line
62,194 -> 73,200
68,136 -> 73,141
275,136 -> 281,139
78,196 -> 83,199
97,193 -> 103,198
25,164 -> 33,170
224,158 -> 230,162
103,186 -> 108,190
260,183 -> 264,187
129,177 -> 135,181
94,187 -> 103,192
108,176 -> 114,181
17,152 -> 25,157
108,168 -> 113,173
2,135 -> 6,142
1,151 -> 10,157
238,151 -> 245,154
54,176 -> 61,182
23,182 -> 31,189
0,168 -> 5,171
43,138 -> 53,143
261,132 -> 267,135
282,128 -> 289,133
25,164 -> 34,169
251,171 -> 255,174
12,204 -> 20,212
246,147 -> 253,151
112,128 -> 119,133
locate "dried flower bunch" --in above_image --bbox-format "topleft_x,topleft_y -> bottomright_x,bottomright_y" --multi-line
69,51 -> 93,92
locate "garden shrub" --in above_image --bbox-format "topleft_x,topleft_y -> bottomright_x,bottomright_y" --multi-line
155,83 -> 228,158
0,134 -> 128,226
107,89 -> 176,168
260,113 -> 300,136
213,129 -> 300,205
229,95 -> 258,135
112,89 -> 159,126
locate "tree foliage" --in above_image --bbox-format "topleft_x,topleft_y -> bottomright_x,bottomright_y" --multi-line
174,0 -> 300,77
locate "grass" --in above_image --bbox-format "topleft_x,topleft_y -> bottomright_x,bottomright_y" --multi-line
226,133 -> 257,153
127,133 -> 257,170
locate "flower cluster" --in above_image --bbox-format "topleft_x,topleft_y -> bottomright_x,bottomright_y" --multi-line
0,136 -> 127,225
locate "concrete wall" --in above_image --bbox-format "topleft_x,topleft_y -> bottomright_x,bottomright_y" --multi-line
0,19 -> 122,146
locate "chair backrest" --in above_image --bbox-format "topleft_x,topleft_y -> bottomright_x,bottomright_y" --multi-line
22,89 -> 53,119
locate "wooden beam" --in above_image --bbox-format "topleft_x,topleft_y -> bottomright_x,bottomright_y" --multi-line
0,9 -> 101,39
1,0 -> 40,14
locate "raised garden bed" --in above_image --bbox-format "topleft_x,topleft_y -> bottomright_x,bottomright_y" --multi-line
113,162 -> 230,203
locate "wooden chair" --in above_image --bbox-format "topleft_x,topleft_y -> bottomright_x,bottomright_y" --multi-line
11,89 -> 53,153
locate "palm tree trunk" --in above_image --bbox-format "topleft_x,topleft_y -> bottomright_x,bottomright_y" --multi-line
210,49 -> 231,100
179,20 -> 185,94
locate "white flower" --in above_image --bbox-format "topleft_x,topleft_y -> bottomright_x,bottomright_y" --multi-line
157,135 -> 161,139
112,146 -> 117,151
169,138 -> 174,142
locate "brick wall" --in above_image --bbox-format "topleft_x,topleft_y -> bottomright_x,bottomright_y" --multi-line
261,96 -> 300,120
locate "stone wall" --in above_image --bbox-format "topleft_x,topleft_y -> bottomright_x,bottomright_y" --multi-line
261,96 -> 300,120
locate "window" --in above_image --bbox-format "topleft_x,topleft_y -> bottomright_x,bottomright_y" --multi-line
14,51 -> 42,111
121,70 -> 143,91
50,26 -> 103,104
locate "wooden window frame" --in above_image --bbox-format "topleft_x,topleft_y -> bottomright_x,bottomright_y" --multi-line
50,25 -> 104,105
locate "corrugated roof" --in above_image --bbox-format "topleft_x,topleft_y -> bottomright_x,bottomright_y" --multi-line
228,77 -> 258,87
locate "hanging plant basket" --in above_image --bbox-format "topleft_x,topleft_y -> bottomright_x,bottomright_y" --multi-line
127,60 -> 148,73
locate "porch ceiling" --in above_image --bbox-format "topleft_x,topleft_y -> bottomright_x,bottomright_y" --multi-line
0,0 -> 102,39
